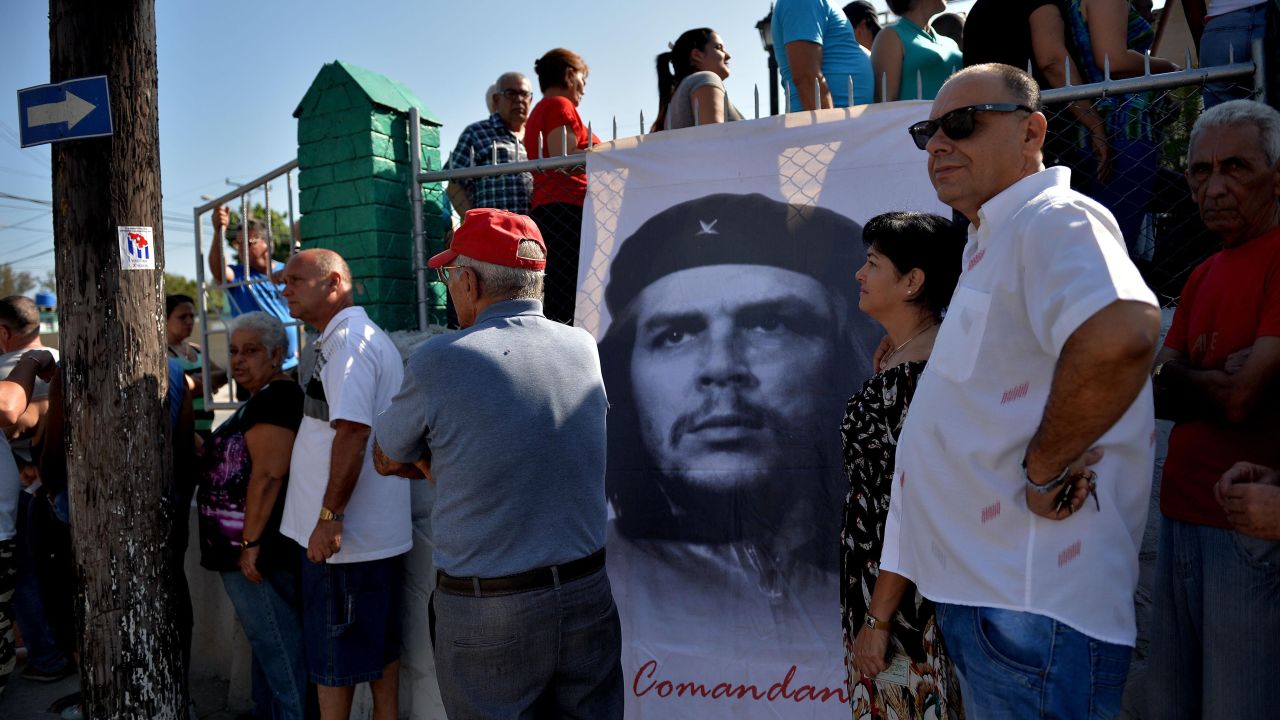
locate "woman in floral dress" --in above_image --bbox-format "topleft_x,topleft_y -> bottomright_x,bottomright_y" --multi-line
840,212 -> 966,719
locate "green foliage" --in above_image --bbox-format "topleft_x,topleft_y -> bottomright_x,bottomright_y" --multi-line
164,272 -> 225,311
226,203 -> 295,263
1159,86 -> 1202,172
0,265 -> 37,297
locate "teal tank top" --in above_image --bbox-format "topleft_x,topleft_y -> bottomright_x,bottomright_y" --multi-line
892,17 -> 962,100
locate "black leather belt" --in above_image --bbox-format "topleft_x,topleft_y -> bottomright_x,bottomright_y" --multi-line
435,548 -> 606,597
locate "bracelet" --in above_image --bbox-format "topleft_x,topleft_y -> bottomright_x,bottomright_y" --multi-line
240,537 -> 260,549
864,613 -> 891,631
318,506 -> 344,522
1022,456 -> 1072,494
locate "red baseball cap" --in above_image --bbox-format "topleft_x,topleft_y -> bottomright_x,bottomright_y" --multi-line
427,208 -> 547,271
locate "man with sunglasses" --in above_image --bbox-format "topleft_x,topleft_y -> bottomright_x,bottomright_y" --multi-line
208,208 -> 300,372
444,72 -> 534,216
879,64 -> 1161,718
372,208 -> 622,719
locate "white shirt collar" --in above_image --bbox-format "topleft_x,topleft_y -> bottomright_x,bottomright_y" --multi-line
976,166 -> 1071,229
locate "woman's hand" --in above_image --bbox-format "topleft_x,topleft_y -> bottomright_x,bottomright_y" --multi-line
853,625 -> 891,678
239,546 -> 263,584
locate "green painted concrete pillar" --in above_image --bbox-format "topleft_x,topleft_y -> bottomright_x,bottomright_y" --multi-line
294,60 -> 450,330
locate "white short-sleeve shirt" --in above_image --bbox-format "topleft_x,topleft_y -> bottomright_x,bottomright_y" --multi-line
281,306 -> 412,564
880,167 -> 1158,646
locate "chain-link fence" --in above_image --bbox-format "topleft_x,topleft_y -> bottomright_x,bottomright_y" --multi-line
415,51 -> 1263,322
1038,64 -> 1262,307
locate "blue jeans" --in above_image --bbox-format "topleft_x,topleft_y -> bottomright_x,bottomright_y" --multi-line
221,566 -> 308,720
1201,3 -> 1269,109
12,492 -> 70,673
935,604 -> 1131,719
430,566 -> 623,719
1146,516 -> 1280,719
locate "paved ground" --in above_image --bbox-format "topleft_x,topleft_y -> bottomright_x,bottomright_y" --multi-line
1,660 -> 240,720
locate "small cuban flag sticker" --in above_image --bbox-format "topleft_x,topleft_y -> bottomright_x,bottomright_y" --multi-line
118,226 -> 155,270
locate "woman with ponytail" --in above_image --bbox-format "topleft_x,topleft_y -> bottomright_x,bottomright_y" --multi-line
652,28 -> 744,131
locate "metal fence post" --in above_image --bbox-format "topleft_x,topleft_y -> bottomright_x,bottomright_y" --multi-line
409,107 -> 429,332
1253,37 -> 1267,104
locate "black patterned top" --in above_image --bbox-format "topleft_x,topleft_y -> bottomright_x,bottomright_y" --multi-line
840,360 -> 962,719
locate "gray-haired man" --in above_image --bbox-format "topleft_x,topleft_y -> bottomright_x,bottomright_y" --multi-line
445,72 -> 534,215
373,208 -> 622,718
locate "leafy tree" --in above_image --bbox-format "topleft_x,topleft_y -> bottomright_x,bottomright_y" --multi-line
40,269 -> 56,293
225,203 -> 294,263
164,272 -> 225,311
0,265 -> 37,297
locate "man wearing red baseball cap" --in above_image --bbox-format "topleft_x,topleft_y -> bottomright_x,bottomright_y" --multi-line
373,208 -> 622,718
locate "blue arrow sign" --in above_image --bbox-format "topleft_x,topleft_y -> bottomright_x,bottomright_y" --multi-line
17,76 -> 113,148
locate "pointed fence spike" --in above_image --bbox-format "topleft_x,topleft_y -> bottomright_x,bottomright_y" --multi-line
1144,50 -> 1152,76
560,125 -> 568,156
1228,43 -> 1235,64
813,77 -> 821,108
1028,58 -> 1034,75
587,121 -> 593,147
1104,53 -> 1111,81
491,142 -> 498,165
848,74 -> 854,105
754,84 -> 760,119
693,97 -> 700,126
1065,57 -> 1072,86
917,69 -> 924,100
880,72 -> 888,102
1186,48 -> 1194,70
537,131 -> 544,160
612,115 -> 617,140
640,109 -> 645,135
469,146 -> 475,165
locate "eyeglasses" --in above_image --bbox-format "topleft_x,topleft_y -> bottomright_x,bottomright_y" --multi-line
907,103 -> 1035,150
435,265 -> 464,283
499,88 -> 533,101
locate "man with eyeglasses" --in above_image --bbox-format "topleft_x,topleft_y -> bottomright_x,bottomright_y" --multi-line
208,207 -> 300,372
444,72 -> 534,216
372,208 -> 621,719
878,64 -> 1161,718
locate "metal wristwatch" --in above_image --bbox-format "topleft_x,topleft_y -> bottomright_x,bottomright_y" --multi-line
1022,457 -> 1072,494
864,613 -> 891,631
318,507 -> 344,522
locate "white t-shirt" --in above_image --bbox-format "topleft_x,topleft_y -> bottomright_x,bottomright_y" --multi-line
280,306 -> 412,564
881,167 -> 1159,646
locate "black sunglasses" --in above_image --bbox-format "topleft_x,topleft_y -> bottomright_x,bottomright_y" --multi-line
907,103 -> 1036,150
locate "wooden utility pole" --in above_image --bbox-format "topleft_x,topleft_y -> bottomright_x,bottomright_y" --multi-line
48,1 -> 184,717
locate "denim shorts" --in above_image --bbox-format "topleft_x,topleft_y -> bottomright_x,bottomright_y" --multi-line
299,551 -> 402,687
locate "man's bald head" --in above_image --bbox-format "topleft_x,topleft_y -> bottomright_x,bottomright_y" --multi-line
282,249 -> 355,330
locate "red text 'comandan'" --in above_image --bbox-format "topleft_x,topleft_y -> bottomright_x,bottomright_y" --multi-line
632,660 -> 849,703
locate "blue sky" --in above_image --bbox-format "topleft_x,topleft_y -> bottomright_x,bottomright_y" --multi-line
0,0 -> 967,287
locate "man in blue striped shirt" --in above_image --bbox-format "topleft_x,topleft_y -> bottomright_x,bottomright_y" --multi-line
208,206 -> 299,371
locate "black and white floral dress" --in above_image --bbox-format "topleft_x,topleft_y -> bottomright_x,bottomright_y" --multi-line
839,360 -> 962,719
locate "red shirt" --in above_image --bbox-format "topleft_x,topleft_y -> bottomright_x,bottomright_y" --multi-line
523,96 -> 599,208
1162,226 -> 1280,527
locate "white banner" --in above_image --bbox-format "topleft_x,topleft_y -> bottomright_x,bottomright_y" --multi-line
579,102 -> 948,719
